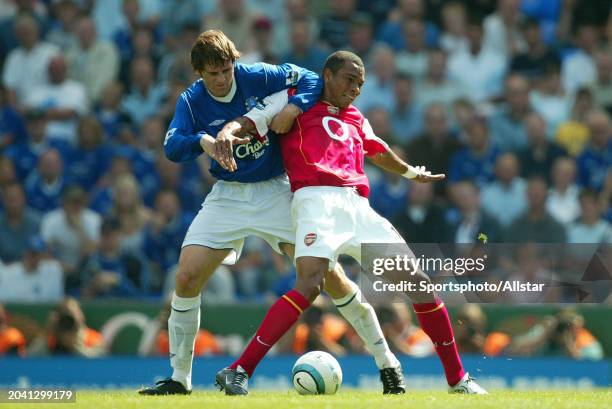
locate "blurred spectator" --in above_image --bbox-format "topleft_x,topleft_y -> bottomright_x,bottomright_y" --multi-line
23,54 -> 89,144
377,303 -> 434,357
483,0 -> 526,57
415,48 -> 463,113
454,304 -> 486,354
496,309 -> 604,359
438,1 -> 468,56
390,73 -> 423,144
0,236 -> 63,303
447,13 -> 507,103
354,44 -> 395,113
64,116 -> 112,190
119,26 -> 159,85
369,145 -> 409,220
272,0 -> 320,57
240,17 -> 278,65
88,155 -> 132,215
157,21 -> 199,86
592,51 -> 612,115
0,84 -> 27,150
445,181 -> 502,243
0,0 -> 49,62
95,81 -> 130,140
567,190 -> 612,244
576,110 -> 612,192
481,153 -> 527,227
0,183 -> 41,263
529,62 -> 571,136
488,74 -> 531,152
448,116 -> 500,186
81,217 -> 151,297
517,112 -> 567,181
155,153 -> 203,214
143,190 -> 191,281
561,22 -> 599,94
504,176 -> 567,243
392,182 -> 446,242
66,16 -> 120,104
509,17 -> 560,80
503,244 -> 560,303
376,0 -> 438,51
25,148 -> 66,212
28,297 -> 105,357
555,87 -> 594,157
406,103 -> 460,191
46,0 -> 80,51
111,0 -> 142,65
282,17 -> 327,74
547,157 -> 580,225
0,304 -> 26,356
346,13 -> 375,65
40,185 -> 101,289
395,18 -> 428,81
121,57 -> 166,126
232,236 -> 267,300
319,0 -> 355,49
0,155 -> 17,197
148,299 -> 221,356
109,173 -> 152,254
4,110 -> 58,182
204,0 -> 257,52
2,13 -> 58,106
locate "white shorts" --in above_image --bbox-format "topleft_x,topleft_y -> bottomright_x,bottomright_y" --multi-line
182,174 -> 294,264
292,186 -> 405,265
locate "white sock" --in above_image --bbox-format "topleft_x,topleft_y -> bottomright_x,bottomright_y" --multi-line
169,292 -> 201,390
333,283 -> 400,370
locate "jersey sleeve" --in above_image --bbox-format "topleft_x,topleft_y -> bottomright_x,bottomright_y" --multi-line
359,117 -> 389,157
260,63 -> 322,112
163,93 -> 206,162
243,90 -> 290,137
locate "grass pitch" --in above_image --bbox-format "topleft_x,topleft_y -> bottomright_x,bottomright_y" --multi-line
13,390 -> 611,409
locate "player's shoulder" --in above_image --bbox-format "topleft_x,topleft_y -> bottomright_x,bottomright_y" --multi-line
341,105 -> 365,125
181,79 -> 206,102
234,61 -> 270,78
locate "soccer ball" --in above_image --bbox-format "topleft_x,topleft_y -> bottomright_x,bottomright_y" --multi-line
292,351 -> 343,395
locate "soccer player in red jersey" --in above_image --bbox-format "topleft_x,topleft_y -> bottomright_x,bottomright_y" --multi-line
215,51 -> 488,395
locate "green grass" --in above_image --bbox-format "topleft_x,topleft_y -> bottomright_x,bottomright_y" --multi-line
12,390 -> 612,409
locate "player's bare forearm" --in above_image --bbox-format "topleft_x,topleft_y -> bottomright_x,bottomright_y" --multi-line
369,150 -> 446,183
231,116 -> 257,138
369,150 -> 409,175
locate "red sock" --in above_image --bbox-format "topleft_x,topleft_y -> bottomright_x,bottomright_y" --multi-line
413,299 -> 465,386
230,289 -> 310,376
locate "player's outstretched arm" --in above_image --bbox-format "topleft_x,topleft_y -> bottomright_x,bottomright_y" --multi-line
369,150 -> 446,183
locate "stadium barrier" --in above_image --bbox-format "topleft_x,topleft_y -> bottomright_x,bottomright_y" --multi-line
5,302 -> 612,355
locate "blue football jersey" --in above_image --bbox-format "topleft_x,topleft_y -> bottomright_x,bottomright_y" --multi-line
163,62 -> 322,183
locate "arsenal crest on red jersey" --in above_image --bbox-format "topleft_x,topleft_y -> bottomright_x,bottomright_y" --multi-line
304,233 -> 317,246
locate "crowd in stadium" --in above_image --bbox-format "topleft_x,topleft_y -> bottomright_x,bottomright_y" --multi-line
0,0 -> 611,302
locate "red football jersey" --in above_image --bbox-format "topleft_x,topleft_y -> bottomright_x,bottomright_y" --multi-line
280,101 -> 389,197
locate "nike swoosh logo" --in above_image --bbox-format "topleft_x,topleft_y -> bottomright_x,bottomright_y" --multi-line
374,338 -> 384,345
296,377 -> 315,394
256,336 -> 271,347
442,338 -> 455,346
169,353 -> 176,358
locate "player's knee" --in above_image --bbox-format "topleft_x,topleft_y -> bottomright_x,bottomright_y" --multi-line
295,268 -> 326,302
175,267 -> 203,296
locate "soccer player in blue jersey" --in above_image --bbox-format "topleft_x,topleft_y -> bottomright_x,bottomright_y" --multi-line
139,30 -> 406,396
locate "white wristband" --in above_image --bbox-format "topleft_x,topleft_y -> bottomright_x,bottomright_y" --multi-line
402,165 -> 430,180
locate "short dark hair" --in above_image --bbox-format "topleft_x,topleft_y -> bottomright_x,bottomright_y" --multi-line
191,30 -> 241,71
323,51 -> 364,74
